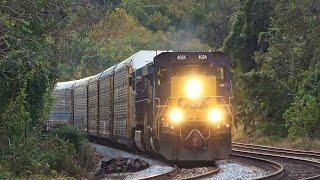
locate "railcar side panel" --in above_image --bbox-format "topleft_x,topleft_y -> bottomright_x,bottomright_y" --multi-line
99,75 -> 113,137
73,85 -> 88,131
48,88 -> 72,126
88,76 -> 100,135
113,66 -> 132,144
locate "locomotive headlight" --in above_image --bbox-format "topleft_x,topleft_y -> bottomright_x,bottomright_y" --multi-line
169,108 -> 183,123
185,78 -> 202,99
208,108 -> 224,123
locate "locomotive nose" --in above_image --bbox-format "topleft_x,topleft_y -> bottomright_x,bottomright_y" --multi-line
185,130 -> 206,151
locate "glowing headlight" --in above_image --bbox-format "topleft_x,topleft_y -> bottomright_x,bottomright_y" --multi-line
185,78 -> 202,99
169,109 -> 183,123
208,108 -> 223,123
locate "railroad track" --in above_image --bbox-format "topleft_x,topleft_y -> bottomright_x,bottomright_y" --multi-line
233,142 -> 320,160
230,153 -> 284,180
139,154 -> 286,180
232,142 -> 320,179
138,166 -> 220,180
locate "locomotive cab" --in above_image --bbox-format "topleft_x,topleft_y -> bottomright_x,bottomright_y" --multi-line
153,52 -> 233,162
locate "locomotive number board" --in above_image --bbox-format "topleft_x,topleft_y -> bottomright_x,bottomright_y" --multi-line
171,52 -> 213,64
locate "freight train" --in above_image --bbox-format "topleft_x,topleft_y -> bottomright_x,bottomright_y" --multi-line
48,50 -> 233,162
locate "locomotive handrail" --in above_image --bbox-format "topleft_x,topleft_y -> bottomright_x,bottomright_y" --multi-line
222,98 -> 234,120
154,97 -> 162,138
180,129 -> 211,141
155,98 -> 169,139
135,99 -> 149,103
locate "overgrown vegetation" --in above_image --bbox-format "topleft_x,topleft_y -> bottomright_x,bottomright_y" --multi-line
0,125 -> 97,178
225,0 -> 320,139
1,0 -> 319,177
0,1 -> 98,177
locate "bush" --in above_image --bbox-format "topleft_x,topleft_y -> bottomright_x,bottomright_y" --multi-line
52,124 -> 85,152
284,70 -> 320,139
0,125 -> 97,178
78,141 -> 99,173
284,94 -> 320,138
1,136 -> 79,177
257,122 -> 287,137
0,167 -> 12,179
51,125 -> 98,172
40,135 -> 80,176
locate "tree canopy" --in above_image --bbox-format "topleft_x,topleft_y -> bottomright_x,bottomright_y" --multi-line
1,0 -> 320,177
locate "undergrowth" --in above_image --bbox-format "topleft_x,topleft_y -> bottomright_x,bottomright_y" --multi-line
0,125 -> 98,179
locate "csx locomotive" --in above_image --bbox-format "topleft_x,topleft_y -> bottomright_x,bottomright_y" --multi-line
48,50 -> 233,161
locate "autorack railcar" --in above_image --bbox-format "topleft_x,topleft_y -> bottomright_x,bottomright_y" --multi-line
48,50 -> 233,162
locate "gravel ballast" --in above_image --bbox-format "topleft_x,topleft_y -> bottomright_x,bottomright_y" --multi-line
92,143 -> 174,179
92,143 -> 267,179
204,160 -> 268,180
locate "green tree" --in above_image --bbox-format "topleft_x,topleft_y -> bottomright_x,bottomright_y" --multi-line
225,0 -> 320,138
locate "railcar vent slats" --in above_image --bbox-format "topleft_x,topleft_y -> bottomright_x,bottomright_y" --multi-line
88,78 -> 99,135
48,86 -> 73,126
99,76 -> 112,137
73,85 -> 88,131
113,67 -> 129,138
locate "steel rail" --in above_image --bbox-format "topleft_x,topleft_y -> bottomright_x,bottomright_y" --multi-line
180,167 -> 220,180
232,148 -> 320,180
230,153 -> 285,180
232,142 -> 320,158
138,166 -> 220,180
137,167 -> 178,180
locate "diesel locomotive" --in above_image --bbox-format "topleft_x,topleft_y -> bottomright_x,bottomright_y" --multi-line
48,50 -> 233,162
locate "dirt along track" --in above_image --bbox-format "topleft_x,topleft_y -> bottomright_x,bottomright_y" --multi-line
232,142 -> 320,179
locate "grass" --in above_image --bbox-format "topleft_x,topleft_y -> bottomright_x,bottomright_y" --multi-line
232,124 -> 320,151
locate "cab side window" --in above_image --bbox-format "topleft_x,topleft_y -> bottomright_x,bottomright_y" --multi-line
157,67 -> 167,85
217,67 -> 225,80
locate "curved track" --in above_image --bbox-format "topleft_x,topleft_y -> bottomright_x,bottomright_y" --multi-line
139,154 -> 285,180
232,142 -> 320,179
230,153 -> 284,180
233,142 -> 320,160
138,166 -> 220,180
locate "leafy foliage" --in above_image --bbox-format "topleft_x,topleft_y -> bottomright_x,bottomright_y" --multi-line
1,0 -> 319,177
226,0 -> 320,138
52,124 -> 86,152
0,1 -> 98,178
0,125 -> 96,178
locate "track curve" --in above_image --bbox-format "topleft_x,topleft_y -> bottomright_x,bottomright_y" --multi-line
138,166 -> 220,180
232,143 -> 320,179
233,142 -> 320,159
230,153 -> 285,180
